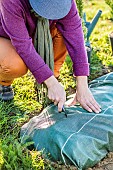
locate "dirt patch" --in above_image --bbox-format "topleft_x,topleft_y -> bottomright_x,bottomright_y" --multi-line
89,152 -> 113,170
45,152 -> 113,170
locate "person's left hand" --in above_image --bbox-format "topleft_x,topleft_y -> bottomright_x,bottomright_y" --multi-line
67,76 -> 101,113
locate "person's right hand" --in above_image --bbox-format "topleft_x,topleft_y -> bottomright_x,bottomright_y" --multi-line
44,76 -> 66,112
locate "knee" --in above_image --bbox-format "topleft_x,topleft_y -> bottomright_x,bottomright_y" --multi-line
11,63 -> 28,77
0,61 -> 28,78
0,37 -> 28,78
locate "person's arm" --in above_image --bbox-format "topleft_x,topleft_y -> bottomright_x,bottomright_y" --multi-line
0,0 -> 53,84
56,0 -> 89,77
56,0 -> 101,113
0,0 -> 66,111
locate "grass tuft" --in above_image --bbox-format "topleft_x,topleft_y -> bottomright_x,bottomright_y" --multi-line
0,0 -> 113,169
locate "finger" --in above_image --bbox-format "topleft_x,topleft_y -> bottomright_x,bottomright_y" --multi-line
54,96 -> 60,105
83,97 -> 101,113
91,101 -> 101,113
91,97 -> 101,109
47,91 -> 55,101
89,96 -> 101,111
58,99 -> 65,112
81,103 -> 93,113
86,100 -> 101,113
54,100 -> 59,106
54,101 -> 57,105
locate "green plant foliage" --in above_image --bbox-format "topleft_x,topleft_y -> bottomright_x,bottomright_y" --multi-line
82,19 -> 88,43
59,56 -> 76,95
13,73 -> 42,112
75,0 -> 84,17
105,0 -> 113,19
0,0 -> 113,169
84,0 -> 113,80
0,139 -> 33,170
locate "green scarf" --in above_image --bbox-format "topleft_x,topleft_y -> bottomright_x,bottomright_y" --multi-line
31,10 -> 54,72
31,10 -> 54,105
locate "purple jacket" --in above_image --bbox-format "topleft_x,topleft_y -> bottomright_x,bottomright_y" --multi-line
0,0 -> 89,84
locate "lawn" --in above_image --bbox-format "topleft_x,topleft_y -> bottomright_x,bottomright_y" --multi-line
0,0 -> 113,169
83,0 -> 113,80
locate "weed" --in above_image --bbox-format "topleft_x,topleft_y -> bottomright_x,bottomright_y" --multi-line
0,0 -> 113,169
105,0 -> 113,19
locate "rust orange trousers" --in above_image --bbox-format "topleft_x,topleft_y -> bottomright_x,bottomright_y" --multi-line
0,25 -> 67,86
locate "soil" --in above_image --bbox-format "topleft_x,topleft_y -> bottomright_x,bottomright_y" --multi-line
88,152 -> 113,170
48,152 -> 113,169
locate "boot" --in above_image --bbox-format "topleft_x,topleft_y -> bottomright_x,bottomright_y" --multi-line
0,85 -> 14,101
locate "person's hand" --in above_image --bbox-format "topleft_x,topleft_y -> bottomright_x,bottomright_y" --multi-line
44,76 -> 66,112
67,76 -> 101,113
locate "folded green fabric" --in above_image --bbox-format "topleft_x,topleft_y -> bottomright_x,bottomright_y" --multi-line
21,72 -> 113,170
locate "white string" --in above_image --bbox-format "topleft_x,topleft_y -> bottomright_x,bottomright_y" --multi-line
61,77 -> 113,165
61,114 -> 97,165
61,103 -> 113,165
89,72 -> 113,88
102,104 -> 113,114
103,72 -> 112,82
89,81 -> 99,88
21,71 -> 113,164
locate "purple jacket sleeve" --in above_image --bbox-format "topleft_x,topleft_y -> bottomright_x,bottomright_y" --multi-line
0,0 -> 53,84
56,0 -> 89,76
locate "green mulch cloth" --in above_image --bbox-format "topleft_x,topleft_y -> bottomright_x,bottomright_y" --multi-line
31,10 -> 54,105
21,72 -> 113,170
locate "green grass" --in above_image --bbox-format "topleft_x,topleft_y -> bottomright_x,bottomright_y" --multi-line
0,0 -> 113,169
83,0 -> 113,80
